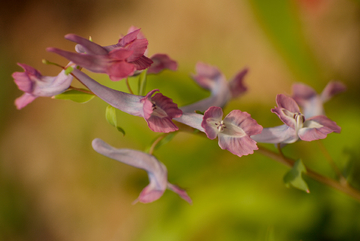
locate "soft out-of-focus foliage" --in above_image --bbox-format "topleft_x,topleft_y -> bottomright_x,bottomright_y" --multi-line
1,0 -> 360,240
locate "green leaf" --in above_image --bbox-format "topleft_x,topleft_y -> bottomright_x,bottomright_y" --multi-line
138,69 -> 148,96
145,132 -> 177,153
105,105 -> 125,135
283,159 -> 310,193
54,89 -> 95,103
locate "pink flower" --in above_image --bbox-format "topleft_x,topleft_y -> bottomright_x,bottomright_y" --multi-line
47,28 -> 153,81
252,94 -> 341,144
201,107 -> 262,157
12,63 -> 73,109
92,138 -> 192,204
180,62 -> 247,113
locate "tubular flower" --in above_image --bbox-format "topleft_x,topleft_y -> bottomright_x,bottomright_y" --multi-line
180,62 -> 247,113
47,28 -> 153,81
201,107 -> 262,157
12,63 -> 74,109
72,69 -> 182,133
92,138 -> 192,204
292,81 -> 346,118
251,94 -> 341,144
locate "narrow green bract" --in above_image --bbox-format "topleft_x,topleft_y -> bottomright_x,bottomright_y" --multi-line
105,105 -> 125,135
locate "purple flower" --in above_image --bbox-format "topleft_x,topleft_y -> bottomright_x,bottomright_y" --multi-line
251,94 -> 341,144
292,81 -> 346,118
72,69 -> 182,133
47,28 -> 153,81
201,107 -> 262,157
180,62 -> 247,113
12,63 -> 74,109
92,138 -> 192,204
147,54 -> 178,74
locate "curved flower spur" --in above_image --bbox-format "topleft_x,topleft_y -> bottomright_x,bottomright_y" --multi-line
251,94 -> 341,144
72,69 -> 182,133
92,138 -> 192,204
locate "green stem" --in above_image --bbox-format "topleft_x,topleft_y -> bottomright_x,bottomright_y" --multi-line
257,146 -> 360,202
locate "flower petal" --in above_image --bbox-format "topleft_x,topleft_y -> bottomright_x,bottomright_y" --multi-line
298,115 -> 341,141
65,34 -> 108,55
91,138 -> 167,203
167,183 -> 192,204
218,134 -> 259,157
251,125 -> 298,144
15,93 -> 37,110
147,54 -> 178,74
271,94 -> 301,129
320,81 -> 346,103
201,106 -> 224,139
229,68 -> 248,98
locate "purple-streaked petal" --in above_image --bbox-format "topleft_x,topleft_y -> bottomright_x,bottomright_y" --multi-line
229,68 -> 248,98
218,134 -> 259,157
223,110 -> 263,136
92,138 -> 167,203
147,54 -> 178,74
65,34 -> 108,55
167,183 -> 192,204
130,55 -> 153,70
271,94 -> 301,129
15,93 -> 37,110
72,69 -> 143,116
141,90 -> 182,133
201,106 -> 224,139
320,81 -> 346,103
298,115 -> 341,141
251,125 -> 299,144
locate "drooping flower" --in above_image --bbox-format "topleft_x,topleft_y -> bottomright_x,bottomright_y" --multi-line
92,138 -> 192,204
292,81 -> 346,118
180,62 -> 248,113
201,106 -> 262,157
251,94 -> 341,144
12,63 -> 74,109
47,28 -> 153,81
72,69 -> 182,133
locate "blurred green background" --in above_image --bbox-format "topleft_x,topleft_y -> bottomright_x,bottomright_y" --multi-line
1,0 -> 360,240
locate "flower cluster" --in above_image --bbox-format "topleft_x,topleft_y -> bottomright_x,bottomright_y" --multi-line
11,27 -> 345,204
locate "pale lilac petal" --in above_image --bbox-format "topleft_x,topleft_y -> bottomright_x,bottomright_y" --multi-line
218,135 -> 259,157
167,183 -> 192,204
320,81 -> 346,103
271,94 -> 301,129
251,125 -> 299,144
47,47 -> 107,73
292,83 -> 323,118
229,68 -> 248,98
298,115 -> 341,141
65,34 -> 108,55
12,66 -> 35,92
15,93 -> 37,110
92,138 -> 167,203
201,106 -> 224,139
292,83 -> 317,105
173,112 -> 205,132
147,54 -> 178,74
72,69 -> 143,116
